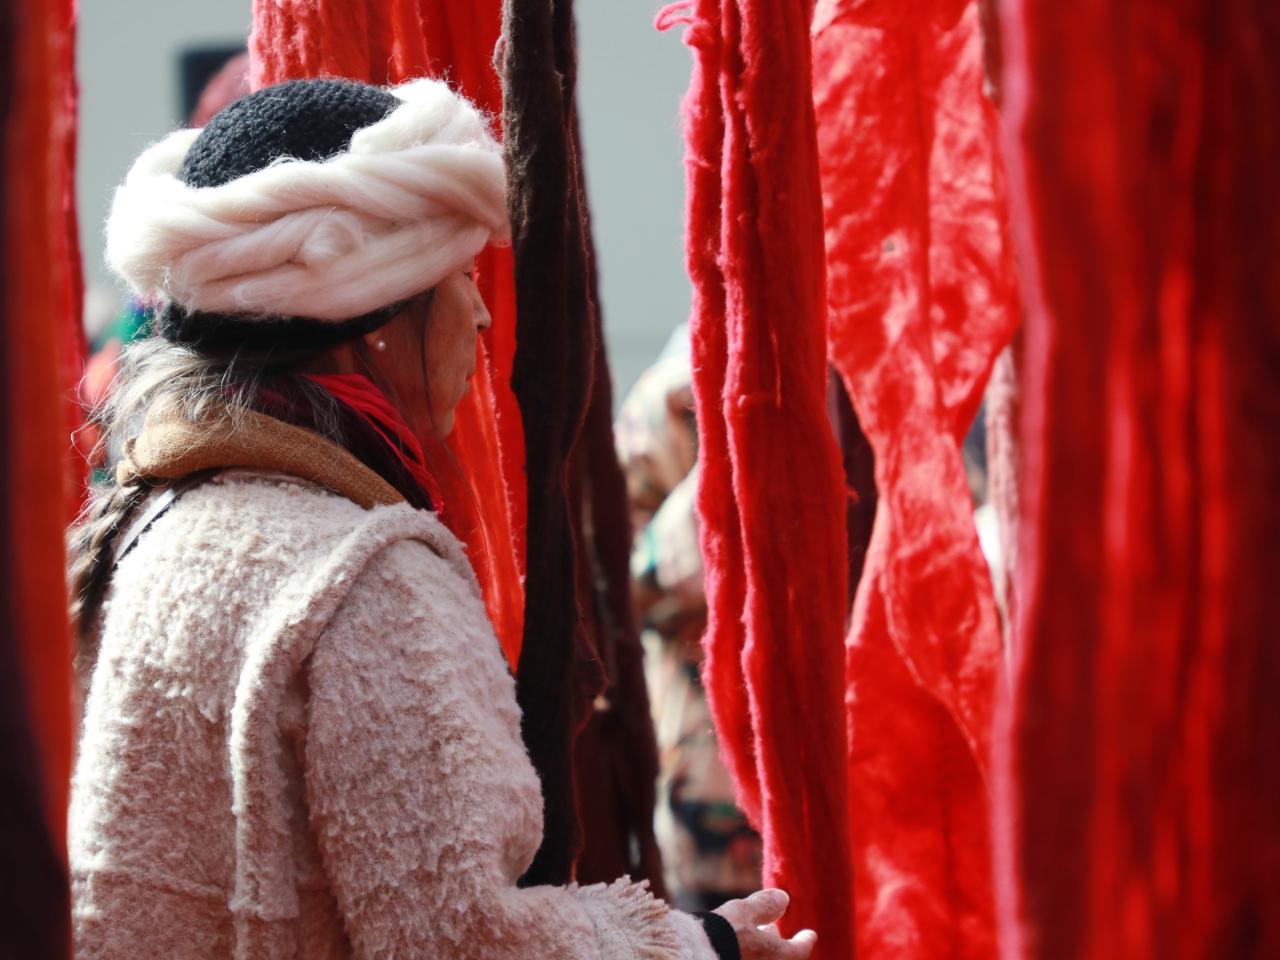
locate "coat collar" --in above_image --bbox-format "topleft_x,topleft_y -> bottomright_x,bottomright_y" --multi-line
116,408 -> 404,510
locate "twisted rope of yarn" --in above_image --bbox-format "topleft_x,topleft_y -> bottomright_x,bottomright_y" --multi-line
107,78 -> 509,322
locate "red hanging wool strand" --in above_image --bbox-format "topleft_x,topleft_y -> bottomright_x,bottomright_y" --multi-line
249,0 -> 527,666
660,0 -> 763,829
812,0 -> 1021,955
669,0 -> 856,954
0,0 -> 82,951
993,0 -> 1280,956
305,372 -> 447,512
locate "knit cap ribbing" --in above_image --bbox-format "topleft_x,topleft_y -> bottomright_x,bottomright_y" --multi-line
179,80 -> 400,188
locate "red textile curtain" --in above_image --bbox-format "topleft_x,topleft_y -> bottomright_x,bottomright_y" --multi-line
0,0 -> 82,952
668,0 -> 855,953
810,0 -> 1020,954
993,0 -> 1280,956
249,0 -> 527,666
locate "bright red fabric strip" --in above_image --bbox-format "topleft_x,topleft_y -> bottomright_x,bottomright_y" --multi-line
249,0 -> 526,666
0,0 -> 83,947
3,0 -> 80,862
813,0 -> 1019,955
994,0 -> 1280,956
676,0 -> 855,953
671,2 -> 763,829
305,372 -> 447,511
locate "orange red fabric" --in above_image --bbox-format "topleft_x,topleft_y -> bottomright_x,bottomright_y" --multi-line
6,0 -> 82,824
250,0 -> 527,666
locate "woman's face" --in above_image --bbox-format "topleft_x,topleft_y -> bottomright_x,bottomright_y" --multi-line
367,269 -> 492,438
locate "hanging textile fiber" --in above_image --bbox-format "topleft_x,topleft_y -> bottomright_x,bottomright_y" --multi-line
664,0 -> 856,953
570,157 -> 667,895
993,0 -> 1280,956
250,0 -> 526,666
500,0 -> 606,886
0,0 -> 82,953
811,0 -> 1021,955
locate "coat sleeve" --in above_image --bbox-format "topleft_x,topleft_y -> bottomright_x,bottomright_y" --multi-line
304,538 -> 719,960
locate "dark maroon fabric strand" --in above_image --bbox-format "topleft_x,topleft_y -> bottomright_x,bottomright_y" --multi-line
500,0 -> 600,886
571,171 -> 666,895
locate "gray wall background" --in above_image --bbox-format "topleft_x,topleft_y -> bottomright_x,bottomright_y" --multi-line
77,1 -> 692,399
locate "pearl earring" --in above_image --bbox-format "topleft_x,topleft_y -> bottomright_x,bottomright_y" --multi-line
374,339 -> 388,352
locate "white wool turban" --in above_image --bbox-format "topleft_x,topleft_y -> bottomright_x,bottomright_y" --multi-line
105,78 -> 510,323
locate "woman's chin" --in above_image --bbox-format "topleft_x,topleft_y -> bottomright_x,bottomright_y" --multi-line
430,410 -> 457,438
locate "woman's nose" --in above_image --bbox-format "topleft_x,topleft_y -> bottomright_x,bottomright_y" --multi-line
474,294 -> 493,332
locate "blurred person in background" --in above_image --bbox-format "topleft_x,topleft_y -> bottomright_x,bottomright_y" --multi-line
616,325 -> 765,913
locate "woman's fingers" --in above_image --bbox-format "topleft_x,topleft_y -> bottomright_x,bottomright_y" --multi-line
787,928 -> 817,958
740,888 -> 790,926
735,922 -> 817,960
713,889 -> 783,929
713,890 -> 818,960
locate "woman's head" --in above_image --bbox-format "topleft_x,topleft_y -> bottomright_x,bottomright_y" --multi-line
102,74 -> 508,439
106,75 -> 508,357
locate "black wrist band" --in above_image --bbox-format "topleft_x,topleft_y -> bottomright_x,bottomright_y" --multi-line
693,911 -> 741,960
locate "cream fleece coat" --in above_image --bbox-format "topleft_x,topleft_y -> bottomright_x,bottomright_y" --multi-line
70,468 -> 717,959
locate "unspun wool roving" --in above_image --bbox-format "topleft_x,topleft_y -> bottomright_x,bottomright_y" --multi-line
105,77 -> 509,341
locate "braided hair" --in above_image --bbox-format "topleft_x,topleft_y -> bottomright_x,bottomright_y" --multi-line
66,337 -> 346,678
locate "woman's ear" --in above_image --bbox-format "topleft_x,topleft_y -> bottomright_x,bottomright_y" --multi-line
362,326 -> 390,353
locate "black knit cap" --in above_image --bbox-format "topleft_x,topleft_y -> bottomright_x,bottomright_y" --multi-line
157,79 -> 407,353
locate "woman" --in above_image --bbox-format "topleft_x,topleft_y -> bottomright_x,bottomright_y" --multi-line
67,77 -> 816,960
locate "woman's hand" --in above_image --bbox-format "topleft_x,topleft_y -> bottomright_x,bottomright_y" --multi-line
713,889 -> 817,959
